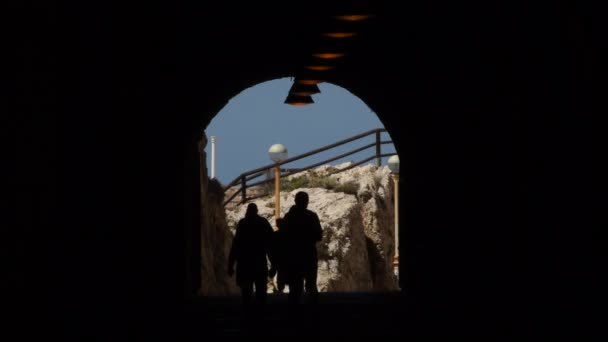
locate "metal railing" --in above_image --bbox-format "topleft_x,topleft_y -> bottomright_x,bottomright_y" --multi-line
222,128 -> 394,206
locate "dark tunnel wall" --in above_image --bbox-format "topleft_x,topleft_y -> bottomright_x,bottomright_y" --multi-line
12,0 -> 598,338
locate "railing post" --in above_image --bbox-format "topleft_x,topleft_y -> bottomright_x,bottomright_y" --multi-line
375,130 -> 381,166
274,163 -> 281,225
240,174 -> 247,204
222,128 -> 395,207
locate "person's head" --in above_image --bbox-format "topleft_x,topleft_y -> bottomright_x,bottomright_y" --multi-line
245,203 -> 258,217
294,191 -> 309,209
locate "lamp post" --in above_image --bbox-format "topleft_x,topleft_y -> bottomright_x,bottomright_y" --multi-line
268,144 -> 288,227
387,155 -> 400,283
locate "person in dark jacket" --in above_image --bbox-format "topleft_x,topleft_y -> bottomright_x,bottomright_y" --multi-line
228,203 -> 274,307
282,191 -> 323,304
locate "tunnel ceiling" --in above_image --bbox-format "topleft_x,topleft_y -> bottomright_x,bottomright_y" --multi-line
178,1 -> 419,130
190,1 -> 397,80
164,0 -> 584,145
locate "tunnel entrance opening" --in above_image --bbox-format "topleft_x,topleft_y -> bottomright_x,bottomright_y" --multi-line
188,78 -> 403,299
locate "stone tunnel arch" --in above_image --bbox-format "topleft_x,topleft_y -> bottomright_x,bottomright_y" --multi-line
187,76 -> 406,297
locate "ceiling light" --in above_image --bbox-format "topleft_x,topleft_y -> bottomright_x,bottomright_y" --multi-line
293,69 -> 326,85
312,52 -> 346,59
321,32 -> 358,38
284,94 -> 314,106
333,14 -> 373,21
296,79 -> 323,85
289,81 -> 320,96
304,65 -> 335,71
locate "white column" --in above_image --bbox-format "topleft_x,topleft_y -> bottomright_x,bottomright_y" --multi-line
210,136 -> 216,179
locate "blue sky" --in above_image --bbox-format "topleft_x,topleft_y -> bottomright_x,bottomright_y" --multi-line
204,77 -> 396,185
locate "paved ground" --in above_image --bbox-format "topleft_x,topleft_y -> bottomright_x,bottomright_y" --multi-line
177,291 -> 599,338
182,292 -> 410,338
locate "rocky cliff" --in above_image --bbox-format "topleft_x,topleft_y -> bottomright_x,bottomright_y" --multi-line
198,136 -> 239,295
202,162 -> 399,293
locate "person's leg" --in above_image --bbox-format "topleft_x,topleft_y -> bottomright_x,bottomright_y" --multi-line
305,275 -> 318,294
241,282 -> 254,308
304,267 -> 319,303
288,276 -> 303,305
277,271 -> 286,293
254,276 -> 267,305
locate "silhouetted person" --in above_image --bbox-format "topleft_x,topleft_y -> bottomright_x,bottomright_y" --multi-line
228,203 -> 274,308
283,191 -> 323,304
268,217 -> 289,293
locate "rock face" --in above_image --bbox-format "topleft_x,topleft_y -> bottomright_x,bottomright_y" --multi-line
220,162 -> 399,292
198,136 -> 239,295
338,163 -> 398,291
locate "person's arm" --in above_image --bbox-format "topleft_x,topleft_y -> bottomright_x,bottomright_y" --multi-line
312,212 -> 323,242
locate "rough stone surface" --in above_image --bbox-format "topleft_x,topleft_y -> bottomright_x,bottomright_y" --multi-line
199,136 -> 239,295
216,162 -> 399,293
